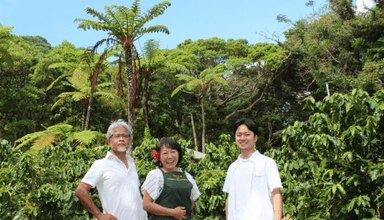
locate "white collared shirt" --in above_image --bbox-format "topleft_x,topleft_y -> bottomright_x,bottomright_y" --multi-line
223,151 -> 283,220
81,151 -> 148,220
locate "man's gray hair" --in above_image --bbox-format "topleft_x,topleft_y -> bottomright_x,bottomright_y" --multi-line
107,119 -> 132,139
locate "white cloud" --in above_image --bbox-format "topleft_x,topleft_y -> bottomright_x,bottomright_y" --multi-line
355,0 -> 376,14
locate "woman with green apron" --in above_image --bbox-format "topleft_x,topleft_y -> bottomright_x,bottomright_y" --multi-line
142,137 -> 200,220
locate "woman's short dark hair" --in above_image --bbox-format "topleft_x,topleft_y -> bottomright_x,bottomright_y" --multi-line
234,118 -> 259,136
155,137 -> 183,168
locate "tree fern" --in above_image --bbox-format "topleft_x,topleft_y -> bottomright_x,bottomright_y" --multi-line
15,123 -> 105,152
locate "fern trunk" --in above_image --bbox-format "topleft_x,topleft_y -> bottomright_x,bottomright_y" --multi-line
201,95 -> 206,153
84,94 -> 93,131
125,45 -> 135,146
142,77 -> 149,128
190,113 -> 198,151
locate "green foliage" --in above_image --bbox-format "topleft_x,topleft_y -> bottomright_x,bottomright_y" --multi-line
4,1 -> 384,218
0,24 -> 15,67
269,89 -> 384,219
0,138 -> 109,219
283,2 -> 384,95
15,123 -> 106,152
21,35 -> 52,56
172,68 -> 228,97
74,0 -> 172,134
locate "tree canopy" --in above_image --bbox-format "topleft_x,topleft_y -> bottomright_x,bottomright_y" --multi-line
1,0 -> 384,219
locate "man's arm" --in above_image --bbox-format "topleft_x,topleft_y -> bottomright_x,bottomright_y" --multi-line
271,188 -> 283,220
225,196 -> 229,220
74,182 -> 117,220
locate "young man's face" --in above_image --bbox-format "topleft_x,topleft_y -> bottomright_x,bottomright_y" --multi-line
235,124 -> 258,152
107,126 -> 131,152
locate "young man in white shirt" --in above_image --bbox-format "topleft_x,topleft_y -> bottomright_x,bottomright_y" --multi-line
75,119 -> 147,220
223,118 -> 283,220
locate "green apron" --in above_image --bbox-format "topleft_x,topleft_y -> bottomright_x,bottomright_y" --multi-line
150,169 -> 193,220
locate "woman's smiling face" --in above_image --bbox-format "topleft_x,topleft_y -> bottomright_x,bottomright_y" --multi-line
159,145 -> 179,172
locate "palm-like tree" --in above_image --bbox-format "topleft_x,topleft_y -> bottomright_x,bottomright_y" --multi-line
48,50 -> 112,130
74,1 -> 171,139
171,69 -> 229,153
140,39 -> 189,128
50,68 -> 117,130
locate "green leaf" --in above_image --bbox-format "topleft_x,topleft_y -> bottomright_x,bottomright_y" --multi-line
370,169 -> 380,180
337,184 -> 346,195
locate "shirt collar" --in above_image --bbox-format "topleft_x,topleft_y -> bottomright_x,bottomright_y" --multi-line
236,150 -> 260,164
106,151 -> 116,159
106,151 -> 129,161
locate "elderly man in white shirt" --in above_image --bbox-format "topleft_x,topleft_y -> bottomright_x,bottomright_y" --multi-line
223,118 -> 283,220
75,119 -> 148,220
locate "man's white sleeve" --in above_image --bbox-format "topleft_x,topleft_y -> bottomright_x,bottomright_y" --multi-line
81,160 -> 103,188
267,159 -> 283,192
223,166 -> 233,193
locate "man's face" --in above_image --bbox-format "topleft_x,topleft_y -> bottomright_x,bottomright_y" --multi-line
235,124 -> 258,151
107,126 -> 131,152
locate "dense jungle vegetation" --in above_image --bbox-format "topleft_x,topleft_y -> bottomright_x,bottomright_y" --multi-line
1,0 -> 384,219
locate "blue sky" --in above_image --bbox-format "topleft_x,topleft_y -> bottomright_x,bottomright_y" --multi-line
1,0 -> 329,50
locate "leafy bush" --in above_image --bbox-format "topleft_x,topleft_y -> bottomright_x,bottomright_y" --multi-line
0,138 -> 108,220
5,88 -> 383,220
268,89 -> 384,219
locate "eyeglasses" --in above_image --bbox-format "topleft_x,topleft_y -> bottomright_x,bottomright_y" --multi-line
110,134 -> 130,139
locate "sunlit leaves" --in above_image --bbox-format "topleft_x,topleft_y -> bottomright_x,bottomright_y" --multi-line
0,139 -> 108,219
271,89 -> 384,219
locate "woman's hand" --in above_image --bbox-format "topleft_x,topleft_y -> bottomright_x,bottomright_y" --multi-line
172,206 -> 186,220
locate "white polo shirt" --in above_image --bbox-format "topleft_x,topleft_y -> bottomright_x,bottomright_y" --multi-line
223,151 -> 283,220
81,151 -> 147,220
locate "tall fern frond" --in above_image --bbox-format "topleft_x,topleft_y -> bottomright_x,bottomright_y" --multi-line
71,92 -> 87,101
164,63 -> 189,74
73,130 -> 105,145
15,130 -> 47,149
56,92 -> 76,99
51,98 -> 66,110
46,72 -> 72,91
29,133 -> 56,153
131,0 -> 141,15
15,123 -> 73,150
171,84 -> 188,97
72,69 -> 88,90
199,69 -> 213,79
85,7 -> 110,24
141,25 -> 170,36
142,1 -> 171,23
175,74 -> 196,82
48,62 -> 77,70
15,123 -> 105,152
185,80 -> 202,91
93,91 -> 119,99
107,6 -> 127,35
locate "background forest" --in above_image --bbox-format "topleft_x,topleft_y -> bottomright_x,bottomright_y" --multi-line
1,0 -> 384,219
